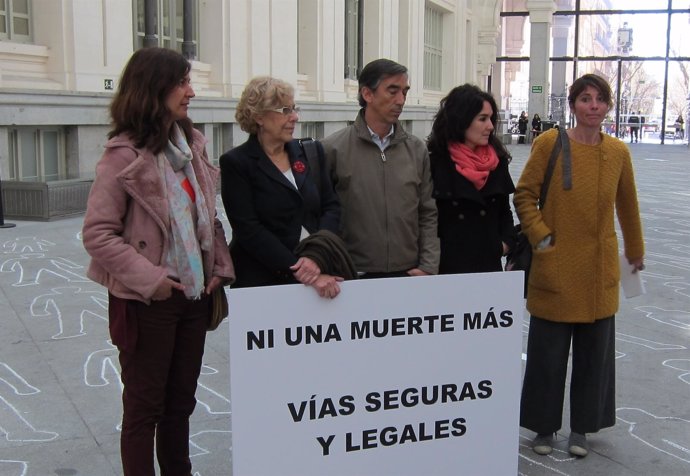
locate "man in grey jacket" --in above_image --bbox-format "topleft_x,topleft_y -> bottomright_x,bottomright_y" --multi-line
321,59 -> 439,278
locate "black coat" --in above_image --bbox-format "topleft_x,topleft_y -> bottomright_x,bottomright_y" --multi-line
220,135 -> 340,288
430,146 -> 517,274
518,116 -> 528,134
532,117 -> 542,131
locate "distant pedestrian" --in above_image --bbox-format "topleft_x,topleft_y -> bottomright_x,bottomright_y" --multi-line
629,111 -> 640,143
518,111 -> 528,144
531,113 -> 542,142
532,113 -> 542,133
675,114 -> 684,139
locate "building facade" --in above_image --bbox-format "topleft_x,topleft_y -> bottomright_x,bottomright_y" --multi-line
496,1 -> 689,136
4,1 -> 685,219
0,0 -> 503,188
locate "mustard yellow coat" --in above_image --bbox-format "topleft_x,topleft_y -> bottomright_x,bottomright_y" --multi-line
514,129 -> 644,323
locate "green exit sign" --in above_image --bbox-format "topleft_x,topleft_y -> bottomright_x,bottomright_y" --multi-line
531,85 -> 543,93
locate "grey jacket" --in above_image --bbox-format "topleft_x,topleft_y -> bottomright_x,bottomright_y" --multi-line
321,110 -> 439,274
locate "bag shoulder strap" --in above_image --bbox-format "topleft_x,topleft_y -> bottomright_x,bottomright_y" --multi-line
298,137 -> 321,197
559,128 -> 572,190
539,127 -> 572,208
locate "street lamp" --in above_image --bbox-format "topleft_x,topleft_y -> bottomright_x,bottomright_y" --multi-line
617,22 -> 632,55
615,22 -> 633,139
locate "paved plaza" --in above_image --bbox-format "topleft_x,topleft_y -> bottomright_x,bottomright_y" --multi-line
0,138 -> 688,475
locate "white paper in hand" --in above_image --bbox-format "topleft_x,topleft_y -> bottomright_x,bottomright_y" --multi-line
619,254 -> 645,298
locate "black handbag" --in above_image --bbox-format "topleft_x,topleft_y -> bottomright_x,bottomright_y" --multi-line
506,128 -> 572,297
298,137 -> 322,197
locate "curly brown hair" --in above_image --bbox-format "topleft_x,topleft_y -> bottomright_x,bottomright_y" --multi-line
235,77 -> 295,134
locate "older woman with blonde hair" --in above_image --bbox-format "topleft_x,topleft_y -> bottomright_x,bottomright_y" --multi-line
220,76 -> 347,298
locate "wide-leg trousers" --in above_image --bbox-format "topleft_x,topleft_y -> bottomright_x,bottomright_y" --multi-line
520,315 -> 616,435
118,290 -> 210,476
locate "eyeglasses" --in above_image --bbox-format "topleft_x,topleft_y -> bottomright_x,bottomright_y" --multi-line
268,105 -> 301,116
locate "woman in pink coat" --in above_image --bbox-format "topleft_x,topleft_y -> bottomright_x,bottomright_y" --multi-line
82,47 -> 234,475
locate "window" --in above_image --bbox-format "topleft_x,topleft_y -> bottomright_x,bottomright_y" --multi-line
8,128 -> 66,182
300,122 -> 324,140
211,124 -> 223,165
401,120 -> 414,136
499,1 -> 689,143
423,5 -> 443,91
133,0 -> 197,55
344,0 -> 362,80
0,0 -> 31,41
211,124 -> 232,165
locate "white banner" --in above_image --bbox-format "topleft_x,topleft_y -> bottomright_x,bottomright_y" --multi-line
228,272 -> 524,476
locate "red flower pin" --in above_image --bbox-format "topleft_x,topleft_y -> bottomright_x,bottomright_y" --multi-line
292,160 -> 306,174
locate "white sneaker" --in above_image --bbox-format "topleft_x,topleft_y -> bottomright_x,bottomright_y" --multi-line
532,433 -> 553,455
568,432 -> 589,457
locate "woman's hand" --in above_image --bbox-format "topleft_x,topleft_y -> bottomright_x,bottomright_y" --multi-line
407,268 -> 430,277
628,257 -> 645,273
205,275 -> 226,295
310,274 -> 344,299
152,277 -> 186,301
291,257 -> 321,284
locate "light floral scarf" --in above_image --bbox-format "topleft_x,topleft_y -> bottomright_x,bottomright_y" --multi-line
160,123 -> 213,299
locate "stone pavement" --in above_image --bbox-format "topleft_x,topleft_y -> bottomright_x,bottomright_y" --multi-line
0,139 -> 688,475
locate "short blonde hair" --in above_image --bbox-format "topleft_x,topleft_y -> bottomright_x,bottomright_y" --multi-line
235,76 -> 295,134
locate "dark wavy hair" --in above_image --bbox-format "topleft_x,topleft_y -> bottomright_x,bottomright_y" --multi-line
108,47 -> 194,153
427,83 -> 510,161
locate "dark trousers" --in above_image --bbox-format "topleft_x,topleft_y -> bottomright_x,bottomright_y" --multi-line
520,315 -> 616,435
119,290 -> 210,476
631,127 -> 639,142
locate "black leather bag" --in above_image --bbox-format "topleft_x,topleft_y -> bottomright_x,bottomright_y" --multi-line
506,128 -> 571,297
505,224 -> 532,297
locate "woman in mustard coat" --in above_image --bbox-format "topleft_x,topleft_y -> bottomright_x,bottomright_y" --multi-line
514,74 -> 644,458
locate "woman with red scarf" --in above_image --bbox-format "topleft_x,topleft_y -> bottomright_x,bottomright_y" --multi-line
427,84 -> 517,274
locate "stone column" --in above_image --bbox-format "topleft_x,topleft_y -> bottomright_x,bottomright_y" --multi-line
477,29 -> 499,90
526,0 -> 555,121
550,0 -> 574,125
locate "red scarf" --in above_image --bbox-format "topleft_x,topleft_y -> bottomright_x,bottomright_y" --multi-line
448,142 -> 499,190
